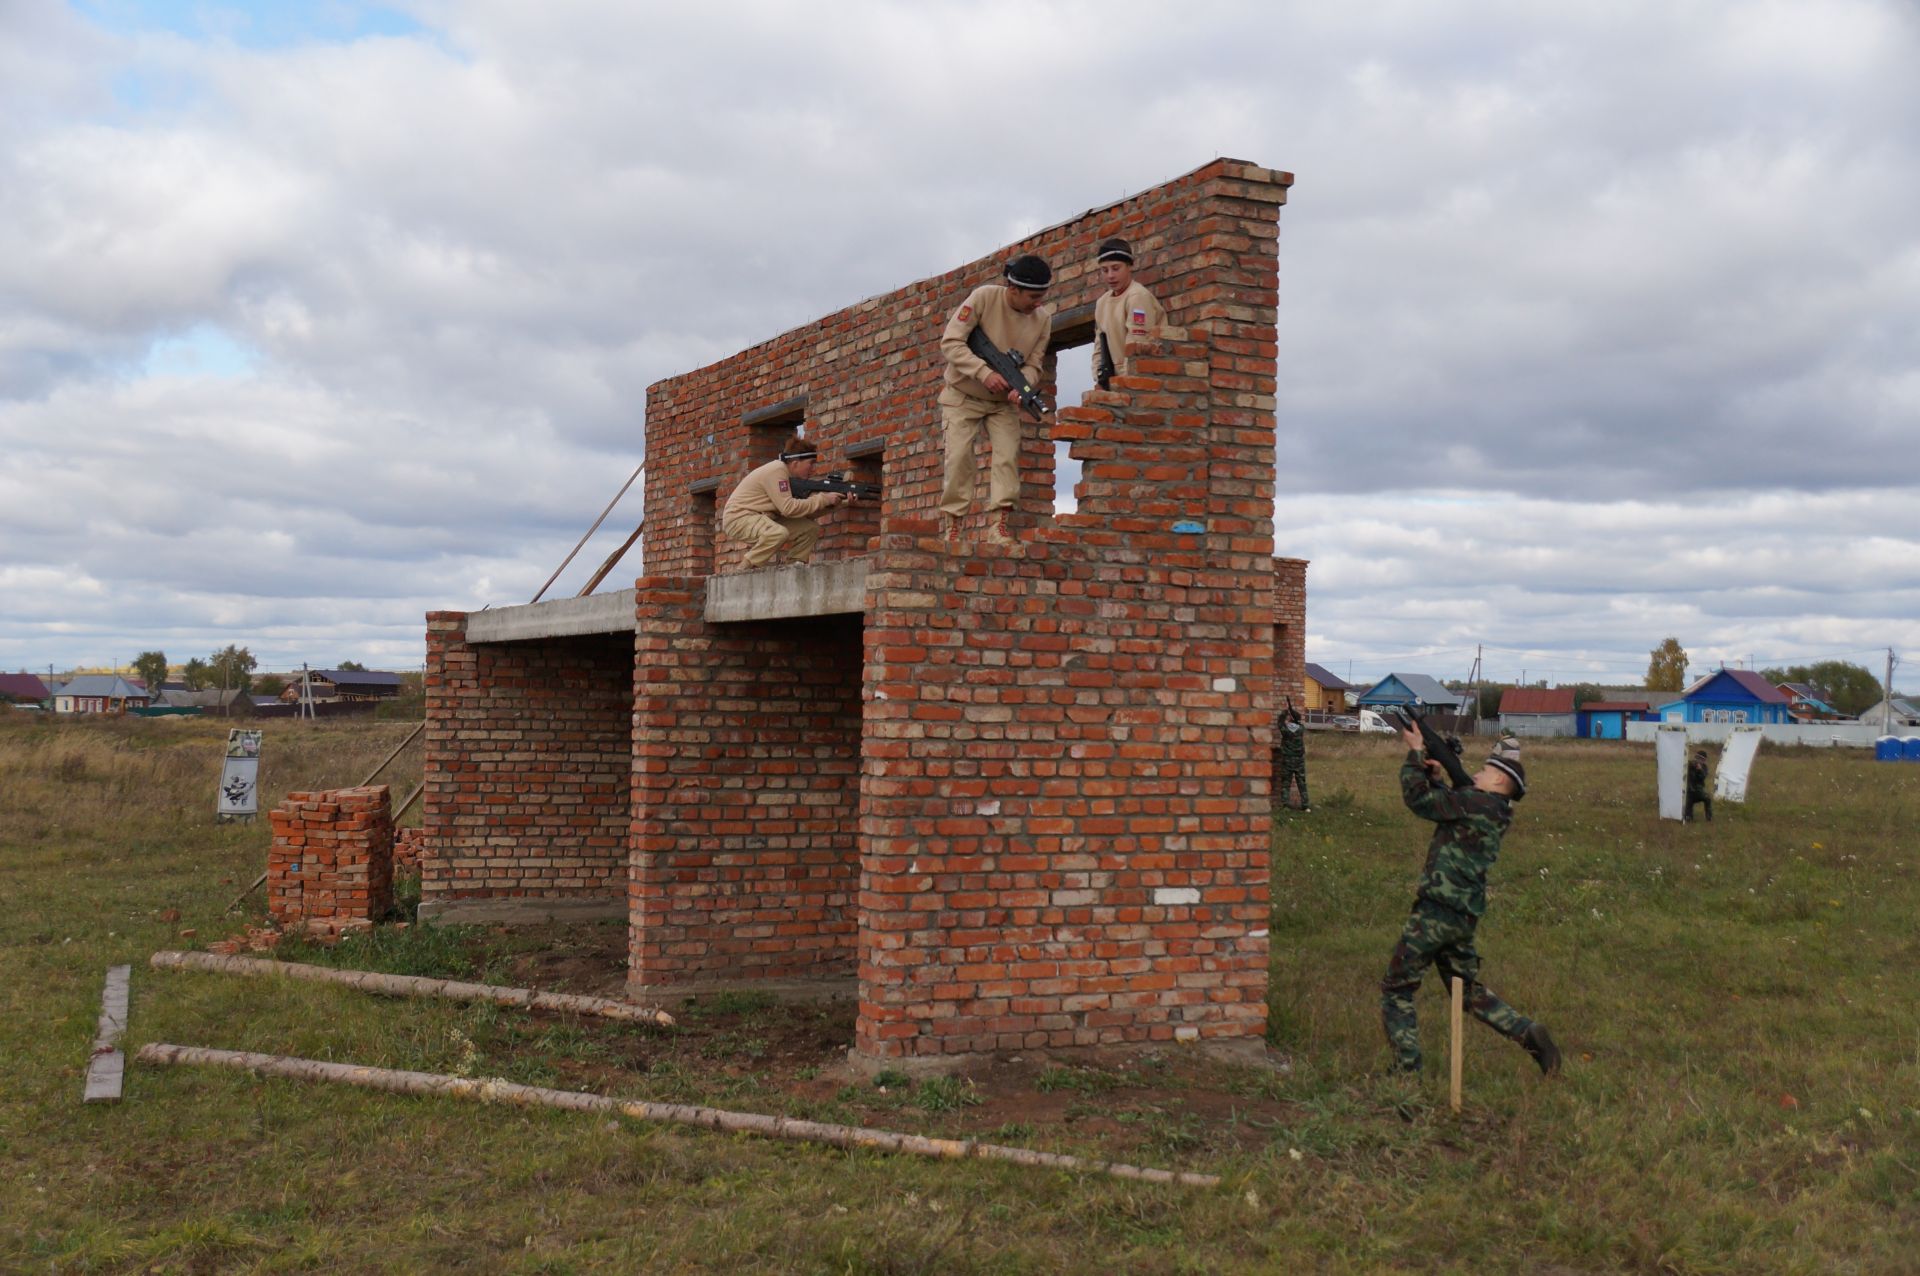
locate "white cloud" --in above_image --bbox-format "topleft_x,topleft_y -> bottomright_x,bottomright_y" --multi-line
1,0 -> 1916,690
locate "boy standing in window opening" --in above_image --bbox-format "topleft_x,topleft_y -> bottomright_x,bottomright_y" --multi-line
1090,237 -> 1165,388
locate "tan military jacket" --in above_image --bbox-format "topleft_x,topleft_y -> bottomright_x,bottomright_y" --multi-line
941,284 -> 1053,403
1092,280 -> 1165,378
723,458 -> 836,522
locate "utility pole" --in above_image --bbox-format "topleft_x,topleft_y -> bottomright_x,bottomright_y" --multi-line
1886,648 -> 1898,734
1465,645 -> 1483,734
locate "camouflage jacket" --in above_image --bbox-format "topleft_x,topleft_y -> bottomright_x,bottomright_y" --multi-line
1400,750 -> 1512,919
1686,759 -> 1709,797
1279,721 -> 1306,764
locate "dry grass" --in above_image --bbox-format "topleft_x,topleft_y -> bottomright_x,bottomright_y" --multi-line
3,712 -> 1917,1273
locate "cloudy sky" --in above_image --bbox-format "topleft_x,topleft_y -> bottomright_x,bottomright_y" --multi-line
3,0 -> 1915,693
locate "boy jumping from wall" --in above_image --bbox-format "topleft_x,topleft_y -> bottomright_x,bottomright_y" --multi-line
1380,724 -> 1562,1078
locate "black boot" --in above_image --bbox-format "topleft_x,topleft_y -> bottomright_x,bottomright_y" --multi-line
1522,1024 -> 1561,1076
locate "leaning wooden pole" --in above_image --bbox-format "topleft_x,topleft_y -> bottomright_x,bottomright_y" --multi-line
149,951 -> 674,1027
136,1044 -> 1219,1188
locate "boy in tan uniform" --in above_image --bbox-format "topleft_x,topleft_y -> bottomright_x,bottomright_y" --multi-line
1091,237 -> 1165,385
938,253 -> 1053,547
721,436 -> 853,568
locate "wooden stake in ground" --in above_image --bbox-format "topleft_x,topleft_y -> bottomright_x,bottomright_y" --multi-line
136,1043 -> 1219,1188
149,950 -> 675,1026
1449,975 -> 1464,1114
83,964 -> 132,1103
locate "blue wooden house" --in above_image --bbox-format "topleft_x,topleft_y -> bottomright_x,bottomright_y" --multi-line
1657,669 -> 1793,725
1354,673 -> 1469,711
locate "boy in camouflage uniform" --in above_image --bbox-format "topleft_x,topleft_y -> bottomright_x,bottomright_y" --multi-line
1684,749 -> 1713,823
1380,724 -> 1561,1076
1278,704 -> 1310,810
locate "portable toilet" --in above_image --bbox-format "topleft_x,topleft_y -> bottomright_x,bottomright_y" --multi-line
1905,737 -> 1920,762
1876,737 -> 1903,762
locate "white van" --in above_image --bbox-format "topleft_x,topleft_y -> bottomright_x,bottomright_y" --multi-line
1356,708 -> 1395,734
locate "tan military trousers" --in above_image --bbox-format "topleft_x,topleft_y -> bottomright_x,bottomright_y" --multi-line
938,388 -> 1021,516
723,512 -> 820,568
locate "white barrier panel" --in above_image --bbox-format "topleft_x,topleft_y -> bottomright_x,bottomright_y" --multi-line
1657,726 -> 1688,821
1625,720 -> 1882,748
1714,726 -> 1764,802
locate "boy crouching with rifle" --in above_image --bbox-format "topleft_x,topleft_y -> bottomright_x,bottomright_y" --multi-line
1380,720 -> 1562,1078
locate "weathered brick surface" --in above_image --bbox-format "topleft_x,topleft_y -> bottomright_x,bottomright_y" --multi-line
267,786 -> 393,929
636,159 -> 1293,1059
422,615 -> 631,904
630,587 -> 862,987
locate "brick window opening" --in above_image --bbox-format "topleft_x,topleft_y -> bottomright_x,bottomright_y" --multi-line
743,394 -> 808,466
1047,306 -> 1097,516
688,480 -> 719,577
839,436 -> 886,549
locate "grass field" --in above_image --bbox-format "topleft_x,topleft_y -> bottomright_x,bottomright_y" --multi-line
3,712 -> 1916,1273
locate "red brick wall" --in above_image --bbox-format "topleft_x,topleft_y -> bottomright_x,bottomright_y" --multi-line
1274,556 -> 1307,712
642,159 -> 1294,571
267,786 -> 393,931
422,612 -> 632,904
630,588 -> 863,989
634,159 -> 1292,1060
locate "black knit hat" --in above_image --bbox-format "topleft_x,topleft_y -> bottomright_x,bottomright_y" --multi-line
1486,754 -> 1526,798
1096,237 -> 1135,265
1005,254 -> 1052,290
778,435 -> 817,461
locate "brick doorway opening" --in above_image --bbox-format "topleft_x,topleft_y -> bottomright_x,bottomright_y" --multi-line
630,611 -> 865,999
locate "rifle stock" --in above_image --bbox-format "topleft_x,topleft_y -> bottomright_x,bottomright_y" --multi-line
1095,332 -> 1116,391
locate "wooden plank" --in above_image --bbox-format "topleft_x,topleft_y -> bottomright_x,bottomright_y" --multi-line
83,964 -> 131,1103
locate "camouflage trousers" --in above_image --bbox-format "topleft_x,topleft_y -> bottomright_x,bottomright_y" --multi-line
1278,761 -> 1309,808
1381,898 -> 1532,1073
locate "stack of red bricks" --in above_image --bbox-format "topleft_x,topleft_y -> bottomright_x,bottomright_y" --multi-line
392,826 -> 428,872
267,786 -> 394,933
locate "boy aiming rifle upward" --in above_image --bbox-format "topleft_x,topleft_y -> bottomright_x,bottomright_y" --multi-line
1380,721 -> 1562,1078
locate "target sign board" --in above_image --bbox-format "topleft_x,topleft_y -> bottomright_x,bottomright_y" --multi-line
216,729 -> 264,820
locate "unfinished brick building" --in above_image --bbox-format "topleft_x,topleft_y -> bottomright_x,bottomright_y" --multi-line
422,159 -> 1305,1068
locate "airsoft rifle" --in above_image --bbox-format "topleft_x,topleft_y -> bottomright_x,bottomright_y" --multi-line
965,326 -> 1051,419
1379,704 -> 1476,791
788,471 -> 881,502
1095,332 -> 1117,391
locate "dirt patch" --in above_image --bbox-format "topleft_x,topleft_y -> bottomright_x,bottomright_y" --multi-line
452,921 -> 1300,1165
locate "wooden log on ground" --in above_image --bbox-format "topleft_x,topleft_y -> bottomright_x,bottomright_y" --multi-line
149,950 -> 674,1027
83,964 -> 132,1103
135,1043 -> 1219,1188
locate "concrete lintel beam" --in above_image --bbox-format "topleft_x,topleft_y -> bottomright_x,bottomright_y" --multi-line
464,589 -> 638,643
705,558 -> 869,623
